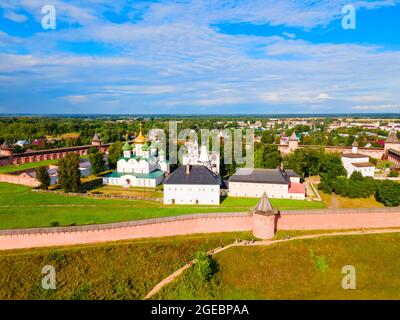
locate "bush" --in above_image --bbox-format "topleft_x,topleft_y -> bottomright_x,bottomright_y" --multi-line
50,221 -> 60,227
388,170 -> 399,178
376,181 -> 400,207
193,252 -> 218,281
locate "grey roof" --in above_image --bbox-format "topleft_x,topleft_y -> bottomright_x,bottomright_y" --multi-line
388,148 -> 400,157
92,133 -> 101,141
164,165 -> 219,185
229,168 -> 297,185
352,141 -> 358,147
285,169 -> 299,178
387,131 -> 399,144
253,193 -> 274,213
342,153 -> 369,159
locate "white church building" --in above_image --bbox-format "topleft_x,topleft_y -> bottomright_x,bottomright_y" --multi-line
102,129 -> 169,188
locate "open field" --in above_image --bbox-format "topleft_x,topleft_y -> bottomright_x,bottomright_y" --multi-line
0,232 -> 253,300
0,183 -> 323,229
89,184 -> 163,198
221,197 -> 325,210
157,233 -> 400,300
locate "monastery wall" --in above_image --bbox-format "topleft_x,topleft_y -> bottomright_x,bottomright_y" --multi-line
276,208 -> 400,230
0,173 -> 40,187
0,208 -> 400,250
0,213 -> 253,250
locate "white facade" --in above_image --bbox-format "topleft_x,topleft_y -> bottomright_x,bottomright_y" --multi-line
164,184 -> 220,205
341,145 -> 375,178
229,181 -> 305,200
228,168 -> 305,200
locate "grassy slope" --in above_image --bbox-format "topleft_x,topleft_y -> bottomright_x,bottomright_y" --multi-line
0,183 -> 323,229
0,232 -> 253,300
157,233 -> 400,300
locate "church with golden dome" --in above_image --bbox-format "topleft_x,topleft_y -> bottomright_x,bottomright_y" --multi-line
102,126 -> 169,188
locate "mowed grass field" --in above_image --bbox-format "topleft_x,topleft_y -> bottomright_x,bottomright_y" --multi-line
157,233 -> 400,300
0,232 -> 252,300
0,183 -> 324,229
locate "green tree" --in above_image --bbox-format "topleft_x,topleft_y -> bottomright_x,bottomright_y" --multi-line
376,181 -> 400,207
254,144 -> 282,169
89,151 -> 106,176
35,167 -> 51,190
58,153 -> 81,193
260,130 -> 275,144
107,141 -> 123,170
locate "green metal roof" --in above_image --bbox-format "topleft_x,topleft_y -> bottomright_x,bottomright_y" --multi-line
141,144 -> 150,151
122,141 -> 132,151
104,170 -> 165,179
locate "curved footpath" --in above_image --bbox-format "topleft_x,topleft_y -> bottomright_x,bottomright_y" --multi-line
144,228 -> 400,300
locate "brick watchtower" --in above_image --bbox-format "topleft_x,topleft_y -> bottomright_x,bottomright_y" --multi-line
0,141 -> 14,157
252,192 -> 277,239
384,131 -> 400,153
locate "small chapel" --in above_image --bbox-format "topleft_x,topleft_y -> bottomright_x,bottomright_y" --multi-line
102,126 -> 169,188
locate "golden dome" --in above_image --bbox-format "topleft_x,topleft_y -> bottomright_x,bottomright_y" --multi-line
134,125 -> 146,144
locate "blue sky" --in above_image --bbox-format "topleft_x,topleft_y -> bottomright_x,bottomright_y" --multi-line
0,0 -> 400,114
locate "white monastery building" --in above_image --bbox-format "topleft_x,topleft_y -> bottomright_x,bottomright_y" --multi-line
341,141 -> 375,178
228,168 -> 306,200
164,164 -> 220,205
102,128 -> 169,188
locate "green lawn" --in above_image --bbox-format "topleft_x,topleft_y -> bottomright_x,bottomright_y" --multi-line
157,233 -> 400,300
0,232 -> 252,300
221,197 -> 325,210
0,160 -> 59,174
0,183 -> 324,230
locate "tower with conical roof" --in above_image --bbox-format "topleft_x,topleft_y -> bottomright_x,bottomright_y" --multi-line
0,141 -> 13,157
92,133 -> 102,147
385,131 -> 400,153
288,131 -> 299,152
252,192 -> 277,239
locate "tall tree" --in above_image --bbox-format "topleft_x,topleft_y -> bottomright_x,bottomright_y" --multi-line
89,151 -> 106,176
58,153 -> 81,193
254,143 -> 282,169
107,141 -> 123,169
35,167 -> 51,190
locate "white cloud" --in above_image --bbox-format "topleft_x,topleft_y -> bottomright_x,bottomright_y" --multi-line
352,104 -> 400,111
0,0 -> 400,113
3,10 -> 28,23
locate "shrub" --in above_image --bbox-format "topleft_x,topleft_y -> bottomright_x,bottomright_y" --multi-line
49,221 -> 60,227
310,250 -> 329,272
376,181 -> 400,207
193,252 -> 218,281
388,170 -> 399,178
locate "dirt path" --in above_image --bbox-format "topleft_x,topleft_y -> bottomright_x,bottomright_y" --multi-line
144,242 -> 242,300
144,227 -> 400,300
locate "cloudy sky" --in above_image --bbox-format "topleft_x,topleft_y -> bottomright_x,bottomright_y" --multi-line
0,0 -> 400,114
